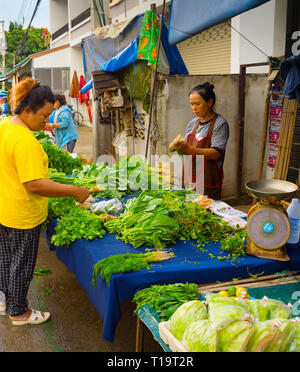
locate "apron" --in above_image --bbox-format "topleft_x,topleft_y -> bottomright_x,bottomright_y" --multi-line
184,114 -> 224,200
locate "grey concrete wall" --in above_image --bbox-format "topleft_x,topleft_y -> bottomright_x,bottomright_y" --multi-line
157,74 -> 268,198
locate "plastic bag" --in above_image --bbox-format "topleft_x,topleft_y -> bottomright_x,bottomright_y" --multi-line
91,199 -> 123,215
218,320 -> 254,352
169,300 -> 208,341
206,294 -> 250,323
247,321 -> 280,352
287,320 -> 300,352
182,320 -> 218,352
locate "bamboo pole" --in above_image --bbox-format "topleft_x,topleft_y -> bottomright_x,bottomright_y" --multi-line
145,0 -> 166,160
274,98 -> 289,179
274,99 -> 298,180
283,99 -> 298,179
198,271 -> 298,290
200,277 -> 300,293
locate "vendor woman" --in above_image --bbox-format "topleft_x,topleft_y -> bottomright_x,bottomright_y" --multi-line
169,82 -> 229,200
0,77 -> 90,326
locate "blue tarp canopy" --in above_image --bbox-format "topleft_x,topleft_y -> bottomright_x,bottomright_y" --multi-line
81,12 -> 188,92
168,0 -> 271,45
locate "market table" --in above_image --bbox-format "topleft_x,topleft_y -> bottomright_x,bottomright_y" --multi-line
136,279 -> 300,352
44,220 -> 300,343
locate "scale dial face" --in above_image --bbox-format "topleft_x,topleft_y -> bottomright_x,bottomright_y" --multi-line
247,206 -> 291,250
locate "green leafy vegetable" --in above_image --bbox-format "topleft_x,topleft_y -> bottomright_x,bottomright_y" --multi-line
133,283 -> 199,321
182,320 -> 219,352
220,230 -> 247,262
92,250 -> 174,286
169,300 -> 208,341
42,142 -> 83,174
51,208 -> 106,247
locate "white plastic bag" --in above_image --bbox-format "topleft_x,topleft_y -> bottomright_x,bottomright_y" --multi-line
91,198 -> 123,215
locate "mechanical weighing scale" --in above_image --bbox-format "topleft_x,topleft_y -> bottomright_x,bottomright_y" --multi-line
245,180 -> 299,262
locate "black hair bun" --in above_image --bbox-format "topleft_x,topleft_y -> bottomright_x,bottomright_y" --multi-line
204,82 -> 214,90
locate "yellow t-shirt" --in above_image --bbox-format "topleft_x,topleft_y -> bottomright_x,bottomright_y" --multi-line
0,118 -> 49,229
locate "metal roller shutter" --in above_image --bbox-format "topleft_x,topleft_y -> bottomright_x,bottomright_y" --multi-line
178,20 -> 231,75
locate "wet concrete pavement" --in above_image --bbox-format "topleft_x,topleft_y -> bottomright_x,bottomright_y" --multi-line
0,233 -> 162,352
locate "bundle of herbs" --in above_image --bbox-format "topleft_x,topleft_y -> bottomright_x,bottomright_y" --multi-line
133,283 -> 200,321
49,168 -> 75,185
92,250 -> 175,286
42,142 -> 83,174
105,190 -> 235,250
51,208 -> 106,248
104,191 -> 182,249
173,201 -> 235,244
45,197 -> 77,226
34,131 -> 51,144
220,229 -> 247,262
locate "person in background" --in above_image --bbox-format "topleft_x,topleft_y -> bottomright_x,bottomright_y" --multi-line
47,94 -> 79,153
0,77 -> 90,326
0,98 -> 11,116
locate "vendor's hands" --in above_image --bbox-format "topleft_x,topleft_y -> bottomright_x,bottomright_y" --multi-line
169,141 -> 192,154
73,186 -> 90,203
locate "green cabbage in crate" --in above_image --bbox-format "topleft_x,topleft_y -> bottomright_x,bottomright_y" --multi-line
247,298 -> 291,321
287,322 -> 300,352
247,300 -> 270,321
218,320 -> 254,352
207,294 -> 250,323
182,320 -> 218,352
247,321 -> 279,352
263,320 -> 295,352
267,299 -> 292,320
169,300 -> 208,341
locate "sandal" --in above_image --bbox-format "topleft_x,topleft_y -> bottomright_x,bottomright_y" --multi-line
11,309 -> 51,326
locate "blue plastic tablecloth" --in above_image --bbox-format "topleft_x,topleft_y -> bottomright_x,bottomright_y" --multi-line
44,222 -> 300,343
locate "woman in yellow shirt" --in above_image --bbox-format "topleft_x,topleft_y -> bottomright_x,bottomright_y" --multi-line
0,78 -> 90,326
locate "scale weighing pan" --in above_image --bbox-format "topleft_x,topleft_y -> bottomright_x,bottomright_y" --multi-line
245,179 -> 298,201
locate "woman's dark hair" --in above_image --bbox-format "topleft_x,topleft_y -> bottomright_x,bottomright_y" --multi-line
55,94 -> 67,106
189,82 -> 216,106
12,77 -> 55,114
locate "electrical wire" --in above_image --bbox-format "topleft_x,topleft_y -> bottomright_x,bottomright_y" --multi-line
24,0 -> 36,25
22,0 -> 33,25
17,0 -> 42,56
230,24 -> 270,59
17,0 -> 27,24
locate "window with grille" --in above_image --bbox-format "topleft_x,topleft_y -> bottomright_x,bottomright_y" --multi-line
34,68 -> 70,94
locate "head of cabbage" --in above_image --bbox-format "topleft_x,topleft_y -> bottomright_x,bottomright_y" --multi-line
169,300 -> 208,341
207,294 -> 250,322
287,321 -> 300,352
182,320 -> 218,352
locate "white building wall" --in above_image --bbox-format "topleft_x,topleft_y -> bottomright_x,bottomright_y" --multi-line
50,0 -> 68,33
32,48 -> 71,69
231,0 -> 288,73
69,0 -> 90,19
110,0 -> 171,22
